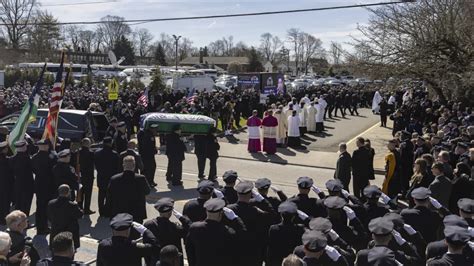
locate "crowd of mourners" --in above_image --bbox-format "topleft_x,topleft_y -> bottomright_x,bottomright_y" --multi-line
0,79 -> 473,266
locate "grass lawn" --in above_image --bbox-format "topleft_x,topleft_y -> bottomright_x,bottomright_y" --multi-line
216,117 -> 247,131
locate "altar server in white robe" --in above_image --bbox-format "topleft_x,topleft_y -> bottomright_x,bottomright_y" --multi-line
306,102 -> 317,133
287,110 -> 301,147
315,99 -> 325,133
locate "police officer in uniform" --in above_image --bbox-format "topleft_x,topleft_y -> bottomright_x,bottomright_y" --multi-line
427,225 -> 472,266
137,124 -> 158,187
165,125 -> 186,186
118,140 -> 143,174
219,170 -> 238,205
96,213 -> 158,266
10,140 -> 34,216
294,230 -> 348,265
253,178 -> 286,224
267,201 -> 305,266
289,176 -> 327,219
52,149 -> 79,201
193,133 -> 207,179
94,137 -> 119,217
106,156 -> 150,223
47,185 -> 83,249
105,117 -> 118,138
78,138 -> 95,214
144,198 -> 191,266
0,141 -> 14,225
183,180 -> 214,222
457,198 -> 474,226
185,198 -> 245,266
31,139 -> 56,234
362,186 -> 389,229
113,121 -> 128,154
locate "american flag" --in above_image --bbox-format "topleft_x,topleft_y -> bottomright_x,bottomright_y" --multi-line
137,88 -> 149,108
186,94 -> 197,104
42,52 -> 66,147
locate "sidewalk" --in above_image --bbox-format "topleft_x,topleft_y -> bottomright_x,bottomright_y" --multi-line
217,119 -> 393,174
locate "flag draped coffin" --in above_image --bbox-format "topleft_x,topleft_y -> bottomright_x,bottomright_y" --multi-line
140,113 -> 216,135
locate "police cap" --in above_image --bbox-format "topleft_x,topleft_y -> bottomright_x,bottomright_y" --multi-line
444,226 -> 470,245
367,246 -> 398,266
57,149 -> 71,158
309,217 -> 332,233
117,121 -> 126,128
363,185 -> 382,199
154,197 -> 174,212
297,176 -> 313,189
197,180 -> 214,194
410,187 -> 431,200
325,179 -> 343,192
368,217 -> 394,235
302,230 -> 327,252
255,178 -> 271,190
383,212 -> 404,229
222,170 -> 238,183
458,198 -> 474,214
203,198 -> 225,213
443,215 -> 468,228
110,213 -> 133,231
323,196 -> 346,210
277,201 -> 298,214
235,181 -> 254,194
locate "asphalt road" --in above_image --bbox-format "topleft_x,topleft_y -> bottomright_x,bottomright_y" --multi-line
220,108 -> 379,152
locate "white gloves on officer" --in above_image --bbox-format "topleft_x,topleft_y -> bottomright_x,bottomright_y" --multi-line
327,229 -> 340,241
325,245 -> 341,261
132,222 -> 147,235
297,210 -> 309,220
379,193 -> 391,205
223,207 -> 238,220
403,224 -> 417,236
429,197 -> 442,209
342,206 -> 356,220
270,185 -> 282,193
341,189 -> 349,198
392,230 -> 407,245
213,189 -> 225,199
311,185 -> 322,194
251,189 -> 265,202
172,209 -> 183,219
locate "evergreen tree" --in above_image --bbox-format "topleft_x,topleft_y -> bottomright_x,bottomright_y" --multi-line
150,66 -> 166,93
247,47 -> 263,72
202,46 -> 209,57
113,35 -> 135,65
154,44 -> 167,66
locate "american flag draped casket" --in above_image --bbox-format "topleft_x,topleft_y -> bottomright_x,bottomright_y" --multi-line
140,112 -> 216,135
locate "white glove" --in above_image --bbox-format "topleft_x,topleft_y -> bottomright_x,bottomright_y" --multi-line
324,245 -> 341,261
213,189 -> 224,199
311,185 -> 322,194
341,189 -> 349,198
251,189 -> 265,202
343,206 -> 356,220
327,229 -> 340,241
172,209 -> 183,219
403,224 -> 417,236
468,227 -> 474,238
468,241 -> 474,249
236,177 -> 243,182
379,193 -> 391,205
392,230 -> 406,245
270,185 -> 282,193
429,197 -> 442,209
297,210 -> 309,220
223,207 -> 238,220
132,222 -> 147,235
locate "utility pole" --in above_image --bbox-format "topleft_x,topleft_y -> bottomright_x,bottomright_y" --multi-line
172,34 -> 182,70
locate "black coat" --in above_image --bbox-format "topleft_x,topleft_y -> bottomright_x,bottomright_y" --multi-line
47,197 -> 83,248
351,147 -> 371,182
334,151 -> 351,183
97,231 -> 157,266
9,151 -> 34,200
137,129 -> 157,159
193,135 -> 207,156
288,194 -> 327,219
118,149 -> 143,173
94,146 -> 119,189
52,162 -> 79,191
401,205 -> 442,243
79,147 -> 94,179
113,131 -> 128,154
183,198 -> 208,222
0,154 -> 14,218
106,171 -> 150,221
205,134 -> 220,159
266,221 -> 305,266
166,133 -> 186,161
427,254 -> 473,266
32,151 -> 56,197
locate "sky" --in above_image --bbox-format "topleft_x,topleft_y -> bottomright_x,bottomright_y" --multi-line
40,0 -> 385,51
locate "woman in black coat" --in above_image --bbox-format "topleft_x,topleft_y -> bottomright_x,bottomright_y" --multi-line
449,162 -> 472,214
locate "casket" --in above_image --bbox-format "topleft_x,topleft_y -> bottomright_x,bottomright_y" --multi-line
140,113 -> 216,134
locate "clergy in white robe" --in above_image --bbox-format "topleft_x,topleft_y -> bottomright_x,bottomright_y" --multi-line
372,91 -> 383,114
306,103 -> 317,133
274,106 -> 287,146
287,110 -> 301,147
298,102 -> 307,136
315,100 -> 325,133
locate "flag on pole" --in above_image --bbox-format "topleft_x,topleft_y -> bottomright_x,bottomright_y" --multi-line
42,52 -> 68,147
8,62 -> 47,154
137,88 -> 149,108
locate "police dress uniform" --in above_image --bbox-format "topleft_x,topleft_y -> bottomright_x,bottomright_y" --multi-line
94,139 -> 119,216
97,213 -> 157,266
427,225 -> 473,266
289,177 -> 327,219
293,230 -> 349,266
52,150 -> 79,201
118,149 -> 143,174
78,146 -> 95,212
113,123 -> 128,154
205,132 -> 220,180
362,186 -> 389,229
137,128 -> 157,186
0,142 -> 14,225
220,170 -> 238,205
165,131 -> 186,185
9,141 -> 34,216
183,180 -> 215,222
193,134 -> 207,178
47,196 -> 83,249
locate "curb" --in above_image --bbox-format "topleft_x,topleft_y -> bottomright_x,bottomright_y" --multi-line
219,154 -> 386,175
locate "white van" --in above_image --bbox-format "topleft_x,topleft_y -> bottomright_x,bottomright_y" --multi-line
166,75 -> 215,92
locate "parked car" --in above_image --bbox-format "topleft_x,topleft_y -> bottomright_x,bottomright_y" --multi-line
0,109 -> 109,142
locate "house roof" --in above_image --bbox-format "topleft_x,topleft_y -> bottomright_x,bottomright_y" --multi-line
180,56 -> 249,65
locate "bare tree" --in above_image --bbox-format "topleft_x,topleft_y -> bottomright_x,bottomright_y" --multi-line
329,41 -> 343,65
65,25 -> 82,51
287,28 -> 302,75
133,28 -> 153,57
79,30 -> 95,53
97,15 -> 131,50
0,0 -> 37,49
300,33 -> 324,74
259,33 -> 283,64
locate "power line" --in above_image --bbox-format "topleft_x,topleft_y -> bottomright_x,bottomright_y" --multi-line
41,0 -> 118,7
4,1 -> 412,26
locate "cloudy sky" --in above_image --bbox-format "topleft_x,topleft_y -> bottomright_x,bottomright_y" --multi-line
40,0 -> 384,50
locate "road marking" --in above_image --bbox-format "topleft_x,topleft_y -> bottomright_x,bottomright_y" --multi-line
346,122 -> 380,146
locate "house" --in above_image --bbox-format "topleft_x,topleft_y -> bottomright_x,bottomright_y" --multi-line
179,56 -> 250,71
263,61 -> 273,72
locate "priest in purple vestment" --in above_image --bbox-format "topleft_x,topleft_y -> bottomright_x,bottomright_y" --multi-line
247,110 -> 262,153
262,110 -> 278,154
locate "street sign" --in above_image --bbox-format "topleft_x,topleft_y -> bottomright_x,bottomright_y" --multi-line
108,78 -> 119,100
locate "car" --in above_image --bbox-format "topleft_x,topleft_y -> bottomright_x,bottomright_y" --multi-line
0,109 -> 109,142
